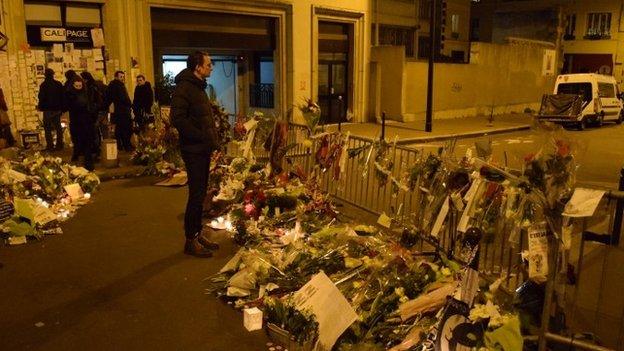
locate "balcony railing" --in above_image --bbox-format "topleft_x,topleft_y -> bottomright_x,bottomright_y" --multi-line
249,83 -> 274,109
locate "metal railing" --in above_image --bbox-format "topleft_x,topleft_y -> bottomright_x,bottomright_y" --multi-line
249,83 -> 274,109
226,121 -> 624,351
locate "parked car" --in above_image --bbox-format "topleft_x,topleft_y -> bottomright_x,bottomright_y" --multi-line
537,73 -> 623,130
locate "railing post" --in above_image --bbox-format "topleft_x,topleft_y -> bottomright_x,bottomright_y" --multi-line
381,111 -> 386,141
538,229 -> 559,351
611,167 -> 624,246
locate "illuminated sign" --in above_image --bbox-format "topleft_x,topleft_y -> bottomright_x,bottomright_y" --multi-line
40,27 -> 92,43
40,27 -> 66,41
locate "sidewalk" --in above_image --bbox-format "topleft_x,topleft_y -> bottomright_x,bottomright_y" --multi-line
34,147 -> 147,182
327,113 -> 534,144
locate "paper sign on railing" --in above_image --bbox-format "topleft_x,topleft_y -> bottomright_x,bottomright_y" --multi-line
563,188 -> 605,217
431,197 -> 450,238
528,223 -> 549,283
293,272 -> 357,351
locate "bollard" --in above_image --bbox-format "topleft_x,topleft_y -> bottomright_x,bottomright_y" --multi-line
611,167 -> 624,245
101,138 -> 119,168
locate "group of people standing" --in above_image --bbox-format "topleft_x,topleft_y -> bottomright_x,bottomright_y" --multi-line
37,69 -> 154,170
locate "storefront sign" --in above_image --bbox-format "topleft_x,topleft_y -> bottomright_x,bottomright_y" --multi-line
66,28 -> 91,42
40,27 -> 66,42
39,27 -> 92,43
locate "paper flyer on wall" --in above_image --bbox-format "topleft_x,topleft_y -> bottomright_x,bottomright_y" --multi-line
293,272 -> 357,351
527,223 -> 549,283
91,28 -> 105,48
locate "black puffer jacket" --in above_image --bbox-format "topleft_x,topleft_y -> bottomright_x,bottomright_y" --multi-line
171,69 -> 219,154
38,78 -> 64,111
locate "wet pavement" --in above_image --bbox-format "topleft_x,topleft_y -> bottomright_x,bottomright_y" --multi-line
0,177 -> 268,351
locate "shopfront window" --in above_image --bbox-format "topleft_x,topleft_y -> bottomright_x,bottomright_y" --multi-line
24,3 -> 62,26
24,1 -> 103,48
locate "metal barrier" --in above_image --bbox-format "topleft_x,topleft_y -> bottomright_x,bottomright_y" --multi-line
227,121 -> 624,350
543,188 -> 624,351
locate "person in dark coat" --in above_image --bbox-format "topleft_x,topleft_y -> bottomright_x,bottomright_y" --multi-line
81,72 -> 104,162
65,77 -> 96,171
63,70 -> 80,160
104,71 -> 133,151
0,86 -> 16,148
38,68 -> 65,150
171,51 -> 220,258
132,74 -> 154,134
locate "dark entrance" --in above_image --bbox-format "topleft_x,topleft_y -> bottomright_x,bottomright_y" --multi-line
318,21 -> 352,124
562,53 -> 613,75
150,7 -> 277,117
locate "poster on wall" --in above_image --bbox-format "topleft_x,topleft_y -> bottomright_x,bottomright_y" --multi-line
542,49 -> 556,76
91,28 -> 105,48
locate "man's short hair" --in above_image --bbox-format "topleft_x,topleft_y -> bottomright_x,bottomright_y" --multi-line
114,70 -> 125,78
44,68 -> 55,79
137,74 -> 145,80
187,51 -> 209,70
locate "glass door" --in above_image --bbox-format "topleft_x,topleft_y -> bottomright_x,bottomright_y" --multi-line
318,60 -> 348,124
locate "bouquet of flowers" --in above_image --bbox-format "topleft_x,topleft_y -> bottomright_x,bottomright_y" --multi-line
132,118 -> 183,176
299,98 -> 321,135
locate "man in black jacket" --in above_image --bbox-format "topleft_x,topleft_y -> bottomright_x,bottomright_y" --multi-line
38,68 -> 64,150
104,71 -> 133,151
171,51 -> 220,258
132,74 -> 154,133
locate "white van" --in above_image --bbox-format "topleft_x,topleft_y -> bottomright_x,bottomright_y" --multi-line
545,73 -> 624,129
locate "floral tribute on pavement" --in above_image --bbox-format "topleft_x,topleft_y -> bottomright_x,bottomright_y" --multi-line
204,103 -> 580,351
0,152 -> 100,244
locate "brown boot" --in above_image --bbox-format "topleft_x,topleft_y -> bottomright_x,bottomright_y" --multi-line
184,238 -> 213,258
198,235 -> 220,250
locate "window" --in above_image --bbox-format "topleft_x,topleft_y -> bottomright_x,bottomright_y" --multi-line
66,5 -> 101,26
470,18 -> 480,41
564,14 -> 576,40
451,14 -> 460,38
598,83 -> 615,98
451,50 -> 464,61
24,3 -> 62,25
376,25 -> 415,57
418,35 -> 430,59
586,13 -> 611,39
557,83 -> 593,102
419,0 -> 432,20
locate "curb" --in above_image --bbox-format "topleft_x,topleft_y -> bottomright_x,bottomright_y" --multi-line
395,125 -> 532,145
95,165 -> 148,182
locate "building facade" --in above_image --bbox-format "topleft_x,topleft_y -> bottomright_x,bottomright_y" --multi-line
471,0 -> 624,86
0,0 -> 372,131
373,0 -> 471,62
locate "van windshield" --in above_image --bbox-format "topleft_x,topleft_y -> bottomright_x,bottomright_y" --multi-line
557,83 -> 592,102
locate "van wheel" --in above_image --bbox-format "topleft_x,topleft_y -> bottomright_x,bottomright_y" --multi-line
617,111 -> 623,125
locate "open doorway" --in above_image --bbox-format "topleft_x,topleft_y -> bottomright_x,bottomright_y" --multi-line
161,54 -> 238,115
150,7 -> 278,118
317,21 -> 353,124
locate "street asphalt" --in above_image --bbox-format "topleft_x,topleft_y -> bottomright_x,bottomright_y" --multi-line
0,177 -> 269,351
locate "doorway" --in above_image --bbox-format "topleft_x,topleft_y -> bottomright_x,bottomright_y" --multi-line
160,54 -> 238,115
317,21 -> 352,124
318,54 -> 348,124
150,7 -> 278,117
